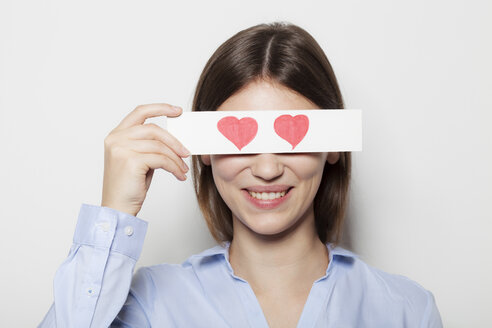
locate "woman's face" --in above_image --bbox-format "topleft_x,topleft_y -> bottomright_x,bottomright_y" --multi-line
201,79 -> 339,238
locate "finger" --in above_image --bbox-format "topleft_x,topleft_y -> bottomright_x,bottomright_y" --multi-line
145,169 -> 155,189
114,103 -> 183,131
138,153 -> 188,181
120,123 -> 190,157
126,139 -> 189,172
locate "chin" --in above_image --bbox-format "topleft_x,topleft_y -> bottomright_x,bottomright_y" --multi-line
243,217 -> 298,238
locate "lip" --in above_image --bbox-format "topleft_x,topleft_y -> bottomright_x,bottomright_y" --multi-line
242,187 -> 293,210
244,185 -> 292,193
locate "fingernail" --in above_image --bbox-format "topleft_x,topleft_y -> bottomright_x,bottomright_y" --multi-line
182,162 -> 189,172
172,105 -> 181,112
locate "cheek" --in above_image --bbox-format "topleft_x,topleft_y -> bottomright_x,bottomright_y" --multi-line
210,155 -> 246,183
286,154 -> 326,180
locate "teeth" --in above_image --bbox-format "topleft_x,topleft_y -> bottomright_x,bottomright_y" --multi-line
248,190 -> 287,200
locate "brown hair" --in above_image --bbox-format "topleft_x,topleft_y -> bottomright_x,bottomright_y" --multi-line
191,22 -> 351,246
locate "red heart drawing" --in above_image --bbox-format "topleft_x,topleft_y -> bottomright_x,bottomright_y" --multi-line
274,114 -> 309,149
217,116 -> 258,150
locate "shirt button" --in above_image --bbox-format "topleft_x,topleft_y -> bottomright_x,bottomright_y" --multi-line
124,226 -> 134,236
87,288 -> 95,296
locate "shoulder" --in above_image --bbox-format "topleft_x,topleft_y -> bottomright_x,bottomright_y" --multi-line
123,246 -> 228,321
331,245 -> 429,299
130,244 -> 226,291
328,245 -> 442,326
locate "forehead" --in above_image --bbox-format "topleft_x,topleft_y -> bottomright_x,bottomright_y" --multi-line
217,80 -> 319,111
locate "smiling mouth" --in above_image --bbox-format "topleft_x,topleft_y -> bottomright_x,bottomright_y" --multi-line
245,187 -> 293,200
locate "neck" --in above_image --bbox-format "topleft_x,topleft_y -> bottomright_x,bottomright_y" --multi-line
228,208 -> 329,295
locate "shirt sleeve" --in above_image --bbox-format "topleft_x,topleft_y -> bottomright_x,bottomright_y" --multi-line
38,204 -> 148,328
420,290 -> 444,328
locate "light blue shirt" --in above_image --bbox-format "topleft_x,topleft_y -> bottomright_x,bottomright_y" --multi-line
39,204 -> 443,327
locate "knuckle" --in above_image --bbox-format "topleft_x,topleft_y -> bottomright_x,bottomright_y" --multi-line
146,123 -> 159,129
104,135 -> 114,148
143,123 -> 160,136
104,127 -> 120,145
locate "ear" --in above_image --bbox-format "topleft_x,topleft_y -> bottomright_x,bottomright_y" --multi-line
201,154 -> 211,166
326,152 -> 340,165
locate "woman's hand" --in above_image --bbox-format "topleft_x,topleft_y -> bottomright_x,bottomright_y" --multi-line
101,103 -> 190,217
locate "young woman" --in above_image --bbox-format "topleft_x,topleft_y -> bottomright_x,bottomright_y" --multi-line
39,22 -> 443,327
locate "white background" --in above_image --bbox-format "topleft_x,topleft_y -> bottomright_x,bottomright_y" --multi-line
1,0 -> 490,327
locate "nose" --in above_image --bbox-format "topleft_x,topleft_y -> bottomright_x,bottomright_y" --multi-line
249,153 -> 284,181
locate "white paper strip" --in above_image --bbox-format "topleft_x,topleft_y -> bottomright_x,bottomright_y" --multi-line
148,109 -> 362,155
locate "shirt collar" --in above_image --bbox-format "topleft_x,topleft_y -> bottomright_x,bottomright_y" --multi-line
190,241 -> 358,279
